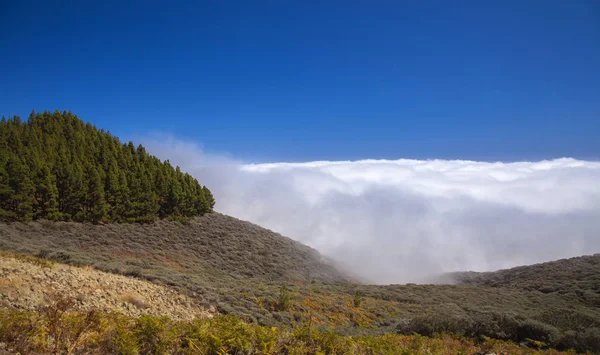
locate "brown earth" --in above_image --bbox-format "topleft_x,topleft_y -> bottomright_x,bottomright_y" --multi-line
0,253 -> 213,321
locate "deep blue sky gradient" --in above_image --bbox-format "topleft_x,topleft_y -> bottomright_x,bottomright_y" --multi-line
1,0 -> 599,161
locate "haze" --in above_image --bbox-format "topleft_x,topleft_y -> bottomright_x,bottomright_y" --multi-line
142,136 -> 600,284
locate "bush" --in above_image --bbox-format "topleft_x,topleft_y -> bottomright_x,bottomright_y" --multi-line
50,251 -> 72,263
558,327 -> 600,353
516,319 -> 560,347
353,291 -> 364,307
0,307 -> 591,354
397,313 -> 471,337
277,286 -> 291,311
99,314 -> 138,355
134,315 -> 176,354
466,312 -> 519,340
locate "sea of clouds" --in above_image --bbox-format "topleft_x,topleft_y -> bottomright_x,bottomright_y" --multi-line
142,135 -> 600,284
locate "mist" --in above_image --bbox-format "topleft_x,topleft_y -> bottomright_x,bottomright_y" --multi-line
142,135 -> 600,284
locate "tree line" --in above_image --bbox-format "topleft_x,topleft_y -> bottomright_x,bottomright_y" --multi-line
0,110 -> 215,223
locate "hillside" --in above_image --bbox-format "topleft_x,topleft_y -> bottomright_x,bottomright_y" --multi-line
2,217 -> 600,352
0,213 -> 411,344
447,254 -> 600,307
0,252 -> 212,321
0,213 -> 351,307
1,254 -> 595,355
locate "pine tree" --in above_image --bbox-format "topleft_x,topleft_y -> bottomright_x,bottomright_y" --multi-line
64,160 -> 86,221
113,170 -> 130,222
166,179 -> 183,218
203,186 -> 215,210
87,166 -> 108,223
6,156 -> 36,222
138,169 -> 159,223
124,164 -> 143,222
104,160 -> 121,220
0,111 -> 215,223
179,174 -> 197,217
35,165 -> 60,220
0,163 -> 14,220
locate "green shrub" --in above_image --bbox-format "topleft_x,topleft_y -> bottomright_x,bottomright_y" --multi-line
134,315 -> 176,354
466,312 -> 519,340
0,307 -> 586,354
315,329 -> 356,354
516,319 -> 560,347
558,327 -> 600,353
100,314 -> 139,355
277,286 -> 291,311
50,251 -> 72,263
397,313 -> 470,337
0,309 -> 44,353
353,291 -> 364,307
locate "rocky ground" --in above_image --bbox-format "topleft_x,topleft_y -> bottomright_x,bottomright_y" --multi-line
0,253 -> 213,321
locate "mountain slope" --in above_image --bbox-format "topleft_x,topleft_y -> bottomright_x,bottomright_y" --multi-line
0,252 -> 212,321
3,214 -> 600,352
0,212 -> 351,286
447,254 -> 600,306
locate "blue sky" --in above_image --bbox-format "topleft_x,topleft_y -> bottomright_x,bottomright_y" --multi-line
1,0 -> 599,162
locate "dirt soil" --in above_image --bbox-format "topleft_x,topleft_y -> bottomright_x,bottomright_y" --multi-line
0,254 -> 214,321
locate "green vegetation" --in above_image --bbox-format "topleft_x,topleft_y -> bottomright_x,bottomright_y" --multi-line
449,254 -> 600,307
353,290 -> 364,307
0,111 -> 214,223
0,213 -> 349,286
277,286 -> 292,311
1,218 -> 599,352
0,298 -> 572,354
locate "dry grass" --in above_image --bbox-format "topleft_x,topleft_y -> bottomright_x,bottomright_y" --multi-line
0,253 -> 211,321
0,249 -> 55,268
120,292 -> 149,309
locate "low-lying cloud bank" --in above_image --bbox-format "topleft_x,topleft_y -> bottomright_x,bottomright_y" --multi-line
143,135 -> 600,284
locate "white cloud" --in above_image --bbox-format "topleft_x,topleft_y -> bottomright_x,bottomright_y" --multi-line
142,135 -> 600,284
